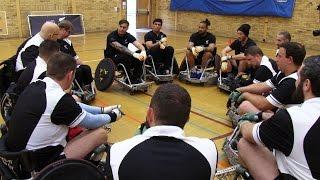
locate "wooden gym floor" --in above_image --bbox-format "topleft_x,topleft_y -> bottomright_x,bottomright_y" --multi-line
0,30 -> 318,173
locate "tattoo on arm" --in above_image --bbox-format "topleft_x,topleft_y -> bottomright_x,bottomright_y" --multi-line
111,42 -> 134,56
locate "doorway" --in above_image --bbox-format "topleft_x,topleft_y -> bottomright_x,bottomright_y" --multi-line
126,0 -> 151,30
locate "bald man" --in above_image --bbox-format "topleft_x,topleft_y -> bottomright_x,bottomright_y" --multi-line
15,22 -> 59,72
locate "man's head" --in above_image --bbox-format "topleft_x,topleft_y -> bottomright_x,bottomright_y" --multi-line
237,24 -> 251,42
58,20 -> 73,39
147,84 -> 191,129
276,42 -> 306,73
198,19 -> 210,35
39,22 -> 60,41
244,46 -> 264,67
38,40 -> 60,62
47,52 -> 76,90
117,19 -> 129,36
152,18 -> 163,33
292,56 -> 320,103
276,31 -> 291,48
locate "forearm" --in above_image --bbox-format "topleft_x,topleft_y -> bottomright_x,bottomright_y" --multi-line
232,53 -> 247,61
242,93 -> 273,111
111,42 -> 134,56
237,83 -> 271,95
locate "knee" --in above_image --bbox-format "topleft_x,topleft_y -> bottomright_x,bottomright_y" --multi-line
237,138 -> 249,157
238,100 -> 253,115
203,52 -> 212,58
95,128 -> 109,143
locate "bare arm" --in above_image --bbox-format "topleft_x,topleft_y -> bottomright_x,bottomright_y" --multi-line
145,40 -> 160,50
242,92 -> 275,111
232,53 -> 247,61
205,43 -> 215,52
132,41 -> 146,52
221,46 -> 232,56
187,42 -> 194,50
111,41 -> 134,56
237,82 -> 272,95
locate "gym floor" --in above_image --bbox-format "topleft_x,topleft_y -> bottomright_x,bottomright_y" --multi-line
0,30 -> 318,173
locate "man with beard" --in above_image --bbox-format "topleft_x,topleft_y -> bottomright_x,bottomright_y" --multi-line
221,24 -> 256,75
227,42 -> 306,115
237,55 -> 320,180
105,19 -> 147,84
183,19 -> 216,77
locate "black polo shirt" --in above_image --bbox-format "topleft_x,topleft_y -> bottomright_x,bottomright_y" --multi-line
105,30 -> 136,58
57,38 -> 77,58
189,32 -> 216,47
229,38 -> 256,55
144,31 -> 167,44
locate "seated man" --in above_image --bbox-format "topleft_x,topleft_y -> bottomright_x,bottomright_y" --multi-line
275,31 -> 291,56
15,22 -> 59,72
144,18 -> 174,75
107,84 -> 217,180
105,19 -> 147,84
16,40 -> 60,94
6,52 -> 122,171
228,42 -> 306,115
221,24 -> 256,76
57,20 -> 93,88
244,46 -> 278,84
237,55 -> 320,179
184,19 -> 216,76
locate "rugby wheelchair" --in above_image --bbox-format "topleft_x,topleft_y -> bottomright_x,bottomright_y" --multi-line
144,55 -> 179,84
218,72 -> 253,92
94,51 -> 152,95
178,53 -> 220,86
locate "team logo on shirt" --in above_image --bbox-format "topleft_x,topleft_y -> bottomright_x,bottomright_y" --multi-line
64,45 -> 69,50
124,39 -> 128,45
206,40 -> 209,44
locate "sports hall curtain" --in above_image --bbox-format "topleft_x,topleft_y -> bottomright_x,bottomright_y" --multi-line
170,0 -> 295,18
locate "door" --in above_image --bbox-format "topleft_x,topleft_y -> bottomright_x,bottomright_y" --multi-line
136,0 -> 150,28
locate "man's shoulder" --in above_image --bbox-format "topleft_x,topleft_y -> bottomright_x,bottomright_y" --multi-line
247,38 -> 257,45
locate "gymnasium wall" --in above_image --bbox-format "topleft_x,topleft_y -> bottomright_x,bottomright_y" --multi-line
0,0 -> 124,38
153,0 -> 320,50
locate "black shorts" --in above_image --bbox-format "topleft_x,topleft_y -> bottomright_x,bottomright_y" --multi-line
275,171 -> 297,180
34,145 -> 66,171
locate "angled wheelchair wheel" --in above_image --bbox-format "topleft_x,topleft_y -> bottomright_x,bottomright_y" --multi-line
0,93 -> 16,124
94,58 -> 115,91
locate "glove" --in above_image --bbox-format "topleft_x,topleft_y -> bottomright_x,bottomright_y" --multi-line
159,37 -> 168,48
159,42 -> 166,49
226,90 -> 242,108
195,46 -> 205,53
102,105 -> 121,113
191,47 -> 198,57
133,52 -> 142,60
221,61 -> 228,72
140,51 -> 147,61
221,55 -> 232,62
236,94 -> 245,105
238,112 -> 262,123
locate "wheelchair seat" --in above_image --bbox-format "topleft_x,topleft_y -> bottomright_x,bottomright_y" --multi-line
33,159 -> 105,180
0,135 -> 37,179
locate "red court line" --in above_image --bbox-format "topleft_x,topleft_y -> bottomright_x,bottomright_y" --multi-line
143,92 -> 233,128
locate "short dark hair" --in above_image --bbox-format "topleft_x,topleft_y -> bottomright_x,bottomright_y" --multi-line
119,19 -> 129,26
39,40 -> 60,58
244,46 -> 264,56
200,19 -> 211,27
47,52 -> 76,81
153,18 -> 163,25
278,31 -> 291,42
300,56 -> 320,97
150,84 -> 191,128
279,42 -> 306,66
58,20 -> 73,32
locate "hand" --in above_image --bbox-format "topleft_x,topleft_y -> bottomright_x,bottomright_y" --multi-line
140,51 -> 147,61
160,37 -> 168,47
159,42 -> 166,49
226,90 -> 242,108
221,55 -> 232,62
239,112 -> 261,123
191,47 -> 198,57
133,52 -> 142,60
195,46 -> 205,53
102,105 -> 121,113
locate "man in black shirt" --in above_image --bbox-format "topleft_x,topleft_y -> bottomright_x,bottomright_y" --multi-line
228,42 -> 306,115
238,55 -> 320,179
105,19 -> 147,84
185,19 -> 216,72
144,18 -> 174,74
57,20 -> 93,88
221,24 -> 256,75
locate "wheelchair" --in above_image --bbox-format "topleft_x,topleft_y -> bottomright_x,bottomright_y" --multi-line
71,79 -> 96,104
178,54 -> 219,86
94,55 -> 152,95
145,55 -> 177,84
